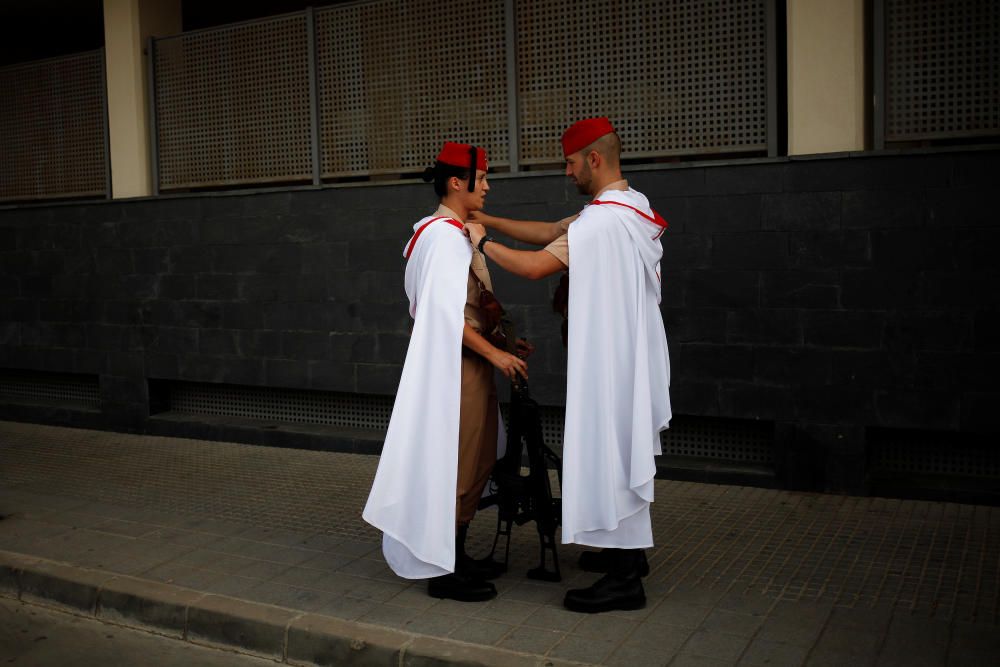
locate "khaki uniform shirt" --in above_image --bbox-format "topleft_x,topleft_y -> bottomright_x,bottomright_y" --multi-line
434,204 -> 494,333
542,179 -> 630,267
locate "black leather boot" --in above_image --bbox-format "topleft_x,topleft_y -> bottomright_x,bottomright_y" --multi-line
427,570 -> 496,602
564,548 -> 646,613
578,548 -> 650,577
455,524 -> 506,580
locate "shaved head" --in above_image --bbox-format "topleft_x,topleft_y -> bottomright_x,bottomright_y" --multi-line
583,132 -> 621,167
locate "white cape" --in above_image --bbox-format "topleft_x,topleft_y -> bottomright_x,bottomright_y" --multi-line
562,188 -> 672,548
363,216 -> 471,578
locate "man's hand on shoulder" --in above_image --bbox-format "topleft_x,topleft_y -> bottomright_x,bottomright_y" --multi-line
465,223 -> 487,247
467,211 -> 496,228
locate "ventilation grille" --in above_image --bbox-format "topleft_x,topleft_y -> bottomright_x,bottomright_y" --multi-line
162,381 -> 772,465
316,0 -> 510,177
154,13 -> 313,190
870,429 -> 999,478
516,0 -> 768,163
885,0 -> 1000,141
168,382 -> 393,430
0,50 -> 107,202
0,370 -> 100,409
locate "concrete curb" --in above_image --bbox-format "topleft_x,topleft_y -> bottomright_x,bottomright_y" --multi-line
0,550 -> 579,667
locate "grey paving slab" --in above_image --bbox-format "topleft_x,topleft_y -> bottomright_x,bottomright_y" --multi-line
677,630 -> 751,663
737,639 -> 810,667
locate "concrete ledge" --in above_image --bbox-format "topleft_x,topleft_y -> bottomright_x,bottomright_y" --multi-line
186,593 -> 301,660
16,557 -> 118,614
287,613 -> 408,666
96,575 -> 207,638
0,550 -> 581,666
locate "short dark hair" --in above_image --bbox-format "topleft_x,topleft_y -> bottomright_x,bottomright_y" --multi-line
421,162 -> 471,198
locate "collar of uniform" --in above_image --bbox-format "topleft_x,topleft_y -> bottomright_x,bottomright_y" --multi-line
593,179 -> 629,200
434,203 -> 463,223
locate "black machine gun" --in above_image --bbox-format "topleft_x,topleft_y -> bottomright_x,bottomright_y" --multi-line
479,378 -> 563,581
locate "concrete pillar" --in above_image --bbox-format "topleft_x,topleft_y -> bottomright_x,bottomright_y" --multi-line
786,0 -> 866,155
103,0 -> 181,198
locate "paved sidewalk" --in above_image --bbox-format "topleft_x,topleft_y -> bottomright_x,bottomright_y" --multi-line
0,420 -> 998,666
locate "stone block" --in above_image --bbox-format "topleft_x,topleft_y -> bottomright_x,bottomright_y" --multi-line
754,346 -> 832,386
662,308 -> 727,344
795,385 -> 875,424
762,270 -> 840,309
720,382 -> 795,420
96,576 -> 205,637
280,331 -> 331,361
195,274 -> 241,300
676,343 -> 753,382
356,363 -> 402,394
186,594 -> 298,659
703,163 -> 782,195
265,359 -> 310,388
711,232 -> 789,270
662,233 -> 711,270
872,230 -> 956,270
875,389 -> 960,430
286,612 -> 407,667
199,329 -> 240,356
684,195 -> 761,232
18,559 -> 116,614
725,309 -> 801,345
802,310 -> 885,349
762,191 -> 841,231
684,270 -> 759,308
842,190 -> 925,229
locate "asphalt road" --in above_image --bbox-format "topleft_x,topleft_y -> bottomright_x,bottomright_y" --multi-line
0,597 -> 278,667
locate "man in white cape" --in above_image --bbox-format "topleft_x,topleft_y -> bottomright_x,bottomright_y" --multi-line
466,117 -> 671,613
363,142 -> 528,602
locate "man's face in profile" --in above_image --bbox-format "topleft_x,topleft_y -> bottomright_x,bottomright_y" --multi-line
565,152 -> 593,195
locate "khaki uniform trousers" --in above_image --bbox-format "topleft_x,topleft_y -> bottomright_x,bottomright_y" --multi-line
456,352 -> 498,526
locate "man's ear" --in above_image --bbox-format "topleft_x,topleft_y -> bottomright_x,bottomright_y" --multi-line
447,176 -> 462,193
587,150 -> 601,169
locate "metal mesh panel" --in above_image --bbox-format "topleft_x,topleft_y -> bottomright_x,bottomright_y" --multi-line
0,370 -> 100,409
165,381 -> 771,465
316,0 -> 510,177
168,382 -> 394,430
871,430 -> 999,478
885,0 -> 1000,141
0,50 -> 107,202
516,0 -> 768,164
154,14 -> 313,190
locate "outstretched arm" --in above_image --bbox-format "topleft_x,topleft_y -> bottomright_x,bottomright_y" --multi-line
466,224 -> 565,280
468,211 -> 577,246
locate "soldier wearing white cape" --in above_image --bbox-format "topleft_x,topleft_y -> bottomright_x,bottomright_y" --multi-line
363,142 -> 529,603
467,117 -> 671,613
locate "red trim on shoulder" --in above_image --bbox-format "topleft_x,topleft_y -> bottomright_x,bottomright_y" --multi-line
590,199 -> 668,239
404,217 -> 465,259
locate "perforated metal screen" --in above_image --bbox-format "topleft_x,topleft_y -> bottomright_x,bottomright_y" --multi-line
162,381 -> 773,465
516,0 -> 768,163
169,382 -> 394,430
870,431 -> 999,478
885,0 -> 1000,141
153,13 -> 313,190
0,370 -> 100,409
315,0 -> 510,177
0,50 -> 107,202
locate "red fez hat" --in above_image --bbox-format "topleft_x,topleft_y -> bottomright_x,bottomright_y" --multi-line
561,117 -> 615,157
436,142 -> 488,172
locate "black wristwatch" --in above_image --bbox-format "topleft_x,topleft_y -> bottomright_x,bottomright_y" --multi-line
477,235 -> 495,255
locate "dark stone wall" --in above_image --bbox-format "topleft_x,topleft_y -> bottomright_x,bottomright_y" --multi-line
1,149 -> 997,491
